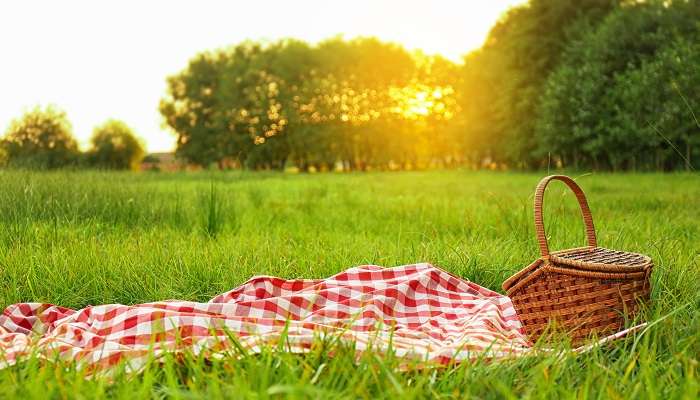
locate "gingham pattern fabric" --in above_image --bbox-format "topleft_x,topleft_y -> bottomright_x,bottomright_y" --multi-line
0,263 -> 639,373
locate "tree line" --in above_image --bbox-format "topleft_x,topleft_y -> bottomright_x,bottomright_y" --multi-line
159,37 -> 462,171
160,0 -> 699,171
0,107 -> 145,170
2,0 -> 698,171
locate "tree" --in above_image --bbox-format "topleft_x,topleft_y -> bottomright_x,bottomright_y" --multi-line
537,0 -> 700,170
87,120 -> 146,170
160,49 -> 232,168
0,106 -> 79,169
459,0 -> 620,168
601,34 -> 700,171
160,37 -> 457,171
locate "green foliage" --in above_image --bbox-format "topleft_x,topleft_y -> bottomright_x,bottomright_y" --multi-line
159,49 -> 234,168
2,2 -> 695,173
160,38 -> 460,171
87,120 -> 146,170
537,0 -> 700,171
458,0 -> 620,168
0,170 -> 697,397
158,1 -> 699,172
0,106 -> 79,169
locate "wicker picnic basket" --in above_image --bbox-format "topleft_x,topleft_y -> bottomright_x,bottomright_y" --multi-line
502,175 -> 653,345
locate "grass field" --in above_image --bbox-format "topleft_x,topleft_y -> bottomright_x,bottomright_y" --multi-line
0,170 -> 698,399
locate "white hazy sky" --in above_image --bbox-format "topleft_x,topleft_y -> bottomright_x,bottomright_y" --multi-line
0,0 -> 526,152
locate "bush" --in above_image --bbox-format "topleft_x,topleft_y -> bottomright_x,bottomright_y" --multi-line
0,106 -> 80,169
87,120 -> 146,170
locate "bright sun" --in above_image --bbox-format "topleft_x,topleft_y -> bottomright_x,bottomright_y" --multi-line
390,86 -> 456,120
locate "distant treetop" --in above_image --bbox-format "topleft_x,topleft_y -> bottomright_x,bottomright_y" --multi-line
87,120 -> 146,170
0,106 -> 79,169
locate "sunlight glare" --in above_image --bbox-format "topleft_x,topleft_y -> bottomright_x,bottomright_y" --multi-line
0,0 -> 525,152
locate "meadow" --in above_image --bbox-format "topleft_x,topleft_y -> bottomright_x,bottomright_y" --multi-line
0,170 -> 697,399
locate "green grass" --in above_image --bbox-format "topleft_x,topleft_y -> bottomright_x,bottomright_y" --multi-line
0,170 -> 698,399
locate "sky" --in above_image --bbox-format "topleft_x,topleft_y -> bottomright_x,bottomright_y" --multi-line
0,0 -> 526,153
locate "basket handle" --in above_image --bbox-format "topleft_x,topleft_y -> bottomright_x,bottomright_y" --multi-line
534,175 -> 597,258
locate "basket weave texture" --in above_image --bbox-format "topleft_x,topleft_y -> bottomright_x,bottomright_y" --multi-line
502,175 -> 653,344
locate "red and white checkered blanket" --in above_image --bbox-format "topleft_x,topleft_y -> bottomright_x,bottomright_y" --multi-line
0,263 -> 639,373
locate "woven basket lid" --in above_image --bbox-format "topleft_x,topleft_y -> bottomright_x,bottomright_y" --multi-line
550,246 -> 652,273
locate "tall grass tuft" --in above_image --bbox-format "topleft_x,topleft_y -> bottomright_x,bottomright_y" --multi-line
203,180 -> 223,238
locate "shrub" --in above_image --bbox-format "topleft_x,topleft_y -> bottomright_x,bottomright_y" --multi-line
87,120 -> 146,170
0,106 -> 79,169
